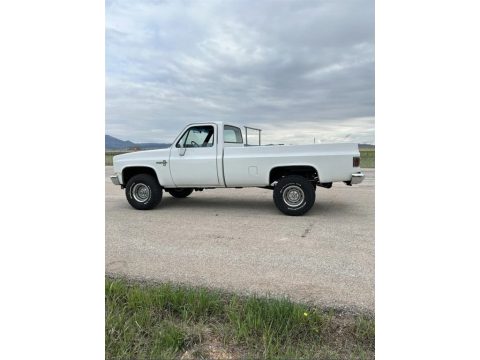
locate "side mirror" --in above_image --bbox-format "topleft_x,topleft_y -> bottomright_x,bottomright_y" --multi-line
178,146 -> 186,156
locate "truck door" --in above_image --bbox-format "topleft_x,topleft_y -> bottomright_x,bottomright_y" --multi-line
169,124 -> 220,186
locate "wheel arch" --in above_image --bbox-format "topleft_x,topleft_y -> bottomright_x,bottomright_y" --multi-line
122,166 -> 160,187
269,165 -> 320,185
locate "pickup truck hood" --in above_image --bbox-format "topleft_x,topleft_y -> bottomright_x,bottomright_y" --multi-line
113,148 -> 170,162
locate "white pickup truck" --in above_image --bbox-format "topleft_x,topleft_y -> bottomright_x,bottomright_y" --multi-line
111,122 -> 364,216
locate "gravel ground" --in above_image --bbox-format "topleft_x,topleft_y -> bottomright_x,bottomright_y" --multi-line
106,167 -> 374,313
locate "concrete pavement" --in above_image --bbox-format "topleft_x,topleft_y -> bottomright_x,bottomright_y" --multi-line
106,167 -> 374,313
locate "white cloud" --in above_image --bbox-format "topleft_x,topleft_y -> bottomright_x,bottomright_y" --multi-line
106,0 -> 374,144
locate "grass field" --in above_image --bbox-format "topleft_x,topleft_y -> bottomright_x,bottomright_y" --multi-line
359,150 -> 375,168
105,151 -> 127,166
106,278 -> 374,360
106,150 -> 375,168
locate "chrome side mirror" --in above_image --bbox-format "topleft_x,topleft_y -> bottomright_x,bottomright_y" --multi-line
179,146 -> 186,156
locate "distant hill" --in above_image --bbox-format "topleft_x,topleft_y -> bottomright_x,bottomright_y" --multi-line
105,135 -> 171,150
105,135 -> 135,149
106,135 -> 374,151
359,144 -> 375,150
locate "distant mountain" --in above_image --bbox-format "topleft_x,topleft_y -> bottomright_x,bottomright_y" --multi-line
135,142 -> 172,150
105,135 -> 171,150
105,135 -> 135,149
106,134 -> 374,151
358,144 -> 375,150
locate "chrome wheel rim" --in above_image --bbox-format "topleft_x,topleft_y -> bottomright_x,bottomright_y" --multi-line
283,185 -> 305,207
132,183 -> 151,203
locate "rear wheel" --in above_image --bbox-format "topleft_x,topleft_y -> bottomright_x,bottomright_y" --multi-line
125,174 -> 162,210
273,175 -> 316,216
167,188 -> 194,198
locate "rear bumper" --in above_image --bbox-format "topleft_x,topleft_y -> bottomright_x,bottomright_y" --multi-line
350,172 -> 365,185
110,175 -> 121,186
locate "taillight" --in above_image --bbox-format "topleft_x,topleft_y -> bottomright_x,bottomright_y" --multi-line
353,156 -> 360,167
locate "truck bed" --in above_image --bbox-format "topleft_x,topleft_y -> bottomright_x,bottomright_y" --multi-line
223,143 -> 360,187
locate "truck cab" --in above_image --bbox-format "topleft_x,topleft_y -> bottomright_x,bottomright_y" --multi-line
169,122 -> 242,187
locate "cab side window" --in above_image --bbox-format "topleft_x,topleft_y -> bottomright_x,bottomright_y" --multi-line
176,126 -> 214,148
224,125 -> 243,144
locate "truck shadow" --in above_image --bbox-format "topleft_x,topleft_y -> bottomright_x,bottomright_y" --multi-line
159,196 -> 275,213
156,196 -> 352,216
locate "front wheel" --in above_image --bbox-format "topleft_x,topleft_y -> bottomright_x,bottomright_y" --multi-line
273,175 -> 316,216
125,174 -> 162,210
167,188 -> 194,198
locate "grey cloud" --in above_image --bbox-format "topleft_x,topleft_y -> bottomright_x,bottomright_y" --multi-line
106,0 -> 374,144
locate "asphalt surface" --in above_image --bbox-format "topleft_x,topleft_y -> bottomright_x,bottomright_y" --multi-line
106,167 -> 374,313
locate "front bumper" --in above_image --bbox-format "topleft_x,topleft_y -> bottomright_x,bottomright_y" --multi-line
110,175 -> 121,186
350,172 -> 365,185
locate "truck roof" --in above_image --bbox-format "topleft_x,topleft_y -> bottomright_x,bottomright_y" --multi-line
184,121 -> 243,128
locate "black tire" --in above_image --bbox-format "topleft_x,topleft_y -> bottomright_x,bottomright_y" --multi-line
125,174 -> 162,210
167,188 -> 194,198
273,175 -> 316,216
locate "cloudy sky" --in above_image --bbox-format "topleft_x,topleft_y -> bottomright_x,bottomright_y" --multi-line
106,0 -> 374,145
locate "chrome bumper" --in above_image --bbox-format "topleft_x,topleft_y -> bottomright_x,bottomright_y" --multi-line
110,175 -> 121,186
350,172 -> 365,185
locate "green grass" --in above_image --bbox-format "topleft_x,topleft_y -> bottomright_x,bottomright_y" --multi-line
106,150 -> 375,168
360,150 -> 375,168
106,277 -> 374,359
105,151 -> 127,166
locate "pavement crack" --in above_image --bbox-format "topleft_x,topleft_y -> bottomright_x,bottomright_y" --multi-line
301,223 -> 314,238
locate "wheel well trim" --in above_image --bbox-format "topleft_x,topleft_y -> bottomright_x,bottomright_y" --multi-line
121,165 -> 160,186
268,164 -> 321,184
